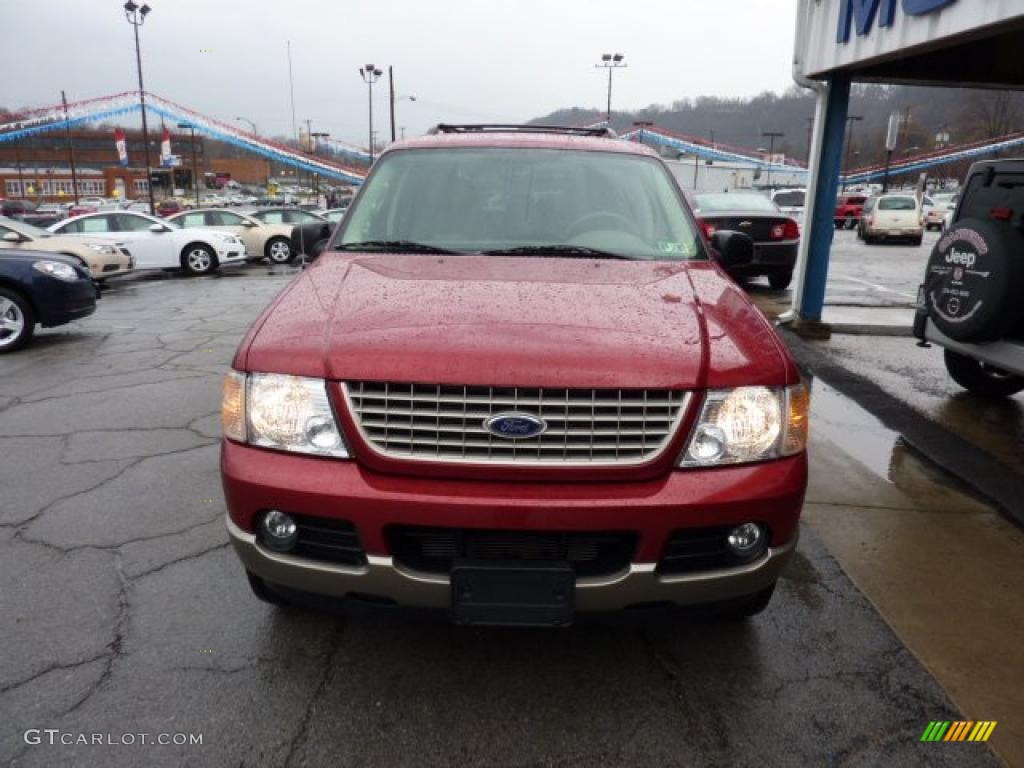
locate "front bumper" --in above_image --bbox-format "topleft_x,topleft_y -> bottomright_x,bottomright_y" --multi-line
222,440 -> 806,611
217,245 -> 246,262
228,515 -> 797,611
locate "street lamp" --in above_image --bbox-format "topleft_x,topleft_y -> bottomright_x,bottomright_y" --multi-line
235,117 -> 258,136
359,64 -> 383,163
123,0 -> 156,215
762,131 -> 784,189
595,53 -> 626,123
842,115 -> 863,190
177,122 -> 200,207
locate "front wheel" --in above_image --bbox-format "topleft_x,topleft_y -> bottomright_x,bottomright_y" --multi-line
181,244 -> 218,275
265,236 -> 294,264
845,217 -> 856,230
944,350 -> 1024,398
0,287 -> 35,354
768,271 -> 793,290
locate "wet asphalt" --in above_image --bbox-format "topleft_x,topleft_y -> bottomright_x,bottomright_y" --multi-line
0,263 -> 1004,767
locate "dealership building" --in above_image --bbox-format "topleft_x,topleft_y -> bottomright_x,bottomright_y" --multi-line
790,0 -> 1024,331
0,128 -> 274,203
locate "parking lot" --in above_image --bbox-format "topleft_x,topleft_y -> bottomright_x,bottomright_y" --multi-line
1,235 -> 1021,766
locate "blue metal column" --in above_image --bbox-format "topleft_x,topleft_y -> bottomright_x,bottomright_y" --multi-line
798,73 -> 851,322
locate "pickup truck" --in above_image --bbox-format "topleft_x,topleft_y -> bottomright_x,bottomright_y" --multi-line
834,193 -> 867,229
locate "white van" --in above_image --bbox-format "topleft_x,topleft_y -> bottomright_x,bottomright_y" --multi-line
858,194 -> 924,245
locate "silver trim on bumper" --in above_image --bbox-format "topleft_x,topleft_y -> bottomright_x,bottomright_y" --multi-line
227,515 -> 796,611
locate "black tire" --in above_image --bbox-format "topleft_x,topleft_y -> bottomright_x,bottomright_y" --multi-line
716,583 -> 776,620
181,243 -> 218,275
264,236 -> 294,264
0,287 -> 35,353
944,350 -> 1024,398
845,217 -> 856,230
768,271 -> 793,290
911,236 -> 923,246
246,571 -> 292,607
924,217 -> 1024,342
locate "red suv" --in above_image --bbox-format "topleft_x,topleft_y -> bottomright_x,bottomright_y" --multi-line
221,125 -> 808,626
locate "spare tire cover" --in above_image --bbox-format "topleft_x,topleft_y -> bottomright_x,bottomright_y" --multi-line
924,217 -> 1024,341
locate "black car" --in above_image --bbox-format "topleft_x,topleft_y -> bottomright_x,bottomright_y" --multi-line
686,191 -> 801,290
0,249 -> 98,353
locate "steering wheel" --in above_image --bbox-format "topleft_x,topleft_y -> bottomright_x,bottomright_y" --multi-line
565,211 -> 640,239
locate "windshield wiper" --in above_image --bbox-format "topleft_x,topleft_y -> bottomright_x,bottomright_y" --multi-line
479,244 -> 634,260
333,240 -> 460,254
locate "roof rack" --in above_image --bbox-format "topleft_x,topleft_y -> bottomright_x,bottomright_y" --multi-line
428,123 -> 617,138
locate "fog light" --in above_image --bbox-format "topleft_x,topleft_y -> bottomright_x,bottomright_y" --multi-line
727,523 -> 763,555
260,509 -> 299,553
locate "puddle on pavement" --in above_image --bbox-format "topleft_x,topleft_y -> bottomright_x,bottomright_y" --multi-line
808,379 -> 988,510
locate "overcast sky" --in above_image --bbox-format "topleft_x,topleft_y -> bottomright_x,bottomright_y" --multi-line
2,0 -> 798,145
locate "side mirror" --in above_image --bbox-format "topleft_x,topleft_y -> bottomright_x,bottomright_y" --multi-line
241,220 -> 257,227
709,230 -> 754,270
2,231 -> 23,243
149,223 -> 171,233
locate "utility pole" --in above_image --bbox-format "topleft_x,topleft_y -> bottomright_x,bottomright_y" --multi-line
311,131 -> 329,202
595,53 -> 626,123
61,90 -> 80,204
762,131 -> 784,189
287,41 -> 298,142
842,115 -> 863,191
389,66 -> 396,143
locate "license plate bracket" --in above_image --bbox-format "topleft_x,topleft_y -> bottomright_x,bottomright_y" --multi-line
451,561 -> 575,627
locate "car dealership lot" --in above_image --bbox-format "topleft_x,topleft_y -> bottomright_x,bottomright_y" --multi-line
0,253 -> 1018,766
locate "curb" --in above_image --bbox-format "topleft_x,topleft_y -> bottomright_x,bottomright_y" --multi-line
780,327 -> 1024,528
828,324 -> 914,337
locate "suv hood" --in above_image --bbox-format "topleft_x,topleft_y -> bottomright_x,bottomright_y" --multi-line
244,254 -> 789,389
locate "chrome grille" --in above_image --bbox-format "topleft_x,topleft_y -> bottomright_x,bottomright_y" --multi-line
343,382 -> 688,465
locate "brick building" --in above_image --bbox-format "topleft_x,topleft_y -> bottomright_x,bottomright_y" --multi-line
0,128 -> 272,202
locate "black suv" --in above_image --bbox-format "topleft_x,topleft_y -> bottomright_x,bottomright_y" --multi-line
913,159 -> 1024,397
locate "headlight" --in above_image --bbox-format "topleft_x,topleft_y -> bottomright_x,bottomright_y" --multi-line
87,244 -> 117,254
680,383 -> 809,467
221,371 -> 349,458
32,260 -> 79,282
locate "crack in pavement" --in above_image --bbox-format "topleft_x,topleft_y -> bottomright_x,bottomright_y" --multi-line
283,622 -> 346,768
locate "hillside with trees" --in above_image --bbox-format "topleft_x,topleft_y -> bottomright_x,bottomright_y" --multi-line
533,85 -> 1024,170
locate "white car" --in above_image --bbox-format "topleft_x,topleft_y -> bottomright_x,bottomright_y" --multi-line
923,192 -> 957,230
770,188 -> 806,224
49,211 -> 246,275
858,194 -> 924,245
167,208 -> 296,263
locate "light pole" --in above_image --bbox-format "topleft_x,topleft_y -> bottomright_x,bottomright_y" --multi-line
595,53 -> 626,123
762,131 -> 784,189
235,116 -> 258,135
177,122 -> 200,207
360,64 -> 383,163
842,115 -> 863,191
123,1 -> 155,215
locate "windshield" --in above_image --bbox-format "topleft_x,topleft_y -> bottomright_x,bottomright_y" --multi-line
879,196 -> 917,211
336,147 -> 703,260
0,215 -> 50,238
694,193 -> 778,213
772,190 -> 805,207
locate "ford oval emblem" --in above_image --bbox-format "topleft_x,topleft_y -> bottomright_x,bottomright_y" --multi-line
484,412 -> 547,440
